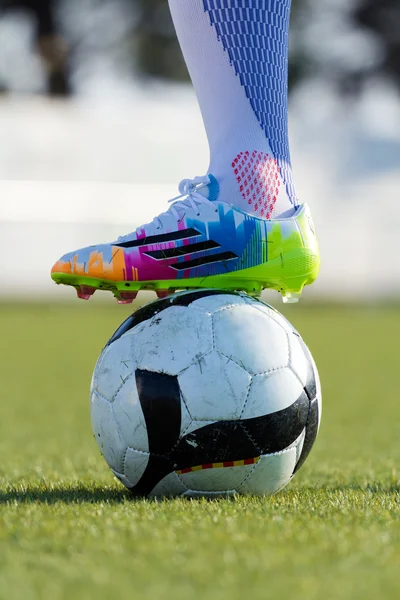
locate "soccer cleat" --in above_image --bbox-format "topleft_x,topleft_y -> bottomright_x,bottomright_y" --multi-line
51,176 -> 320,303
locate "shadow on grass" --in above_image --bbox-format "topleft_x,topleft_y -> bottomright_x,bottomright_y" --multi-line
0,485 -> 133,505
1,482 -> 398,505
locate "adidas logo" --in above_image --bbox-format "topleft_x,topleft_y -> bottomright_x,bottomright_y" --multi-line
115,228 -> 238,270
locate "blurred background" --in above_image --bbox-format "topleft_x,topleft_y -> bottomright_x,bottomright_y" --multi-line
0,0 -> 399,300
1,9 -> 400,594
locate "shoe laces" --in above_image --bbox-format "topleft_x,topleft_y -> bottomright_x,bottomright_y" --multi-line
138,175 -> 218,235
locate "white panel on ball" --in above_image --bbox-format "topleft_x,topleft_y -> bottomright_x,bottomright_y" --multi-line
123,448 -> 149,487
113,378 -> 149,453
248,300 -> 294,334
150,472 -> 188,497
132,306 -> 213,376
90,392 -> 126,473
178,463 -> 257,492
178,350 -> 251,421
213,304 -> 289,374
179,398 -> 193,438
288,334 -> 309,387
237,447 -> 298,495
296,337 -> 322,429
111,469 -> 134,489
240,368 -> 304,420
93,335 -> 136,402
191,292 -> 248,313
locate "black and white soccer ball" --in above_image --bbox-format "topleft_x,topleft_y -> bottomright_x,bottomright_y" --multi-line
90,290 -> 321,497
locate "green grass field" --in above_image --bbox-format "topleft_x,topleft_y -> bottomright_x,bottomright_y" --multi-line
0,300 -> 399,600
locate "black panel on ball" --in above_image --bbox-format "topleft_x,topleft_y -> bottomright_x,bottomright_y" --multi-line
172,392 -> 309,467
106,289 -> 242,348
129,378 -> 310,497
293,397 -> 320,474
135,370 -> 182,455
131,370 -> 183,497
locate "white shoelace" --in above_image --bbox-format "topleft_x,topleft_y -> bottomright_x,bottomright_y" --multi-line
138,176 -> 218,235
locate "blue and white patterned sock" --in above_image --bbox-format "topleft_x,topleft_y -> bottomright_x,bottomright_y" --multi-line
169,0 -> 296,219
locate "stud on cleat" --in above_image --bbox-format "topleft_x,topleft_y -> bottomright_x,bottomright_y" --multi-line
282,291 -> 302,304
156,290 -> 174,299
76,286 -> 96,300
120,292 -> 138,301
116,291 -> 138,305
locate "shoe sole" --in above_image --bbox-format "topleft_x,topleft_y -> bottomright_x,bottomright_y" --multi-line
51,248 -> 320,304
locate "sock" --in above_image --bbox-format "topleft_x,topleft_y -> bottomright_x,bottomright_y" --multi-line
168,0 -> 296,219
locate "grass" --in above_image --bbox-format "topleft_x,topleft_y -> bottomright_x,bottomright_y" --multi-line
0,300 -> 399,600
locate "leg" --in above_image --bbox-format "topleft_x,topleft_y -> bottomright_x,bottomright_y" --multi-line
169,0 -> 295,218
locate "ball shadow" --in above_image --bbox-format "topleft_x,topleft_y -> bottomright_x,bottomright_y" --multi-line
0,484 -> 131,505
1,482 -> 398,505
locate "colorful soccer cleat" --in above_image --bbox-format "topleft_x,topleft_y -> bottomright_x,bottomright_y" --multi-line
51,176 -> 320,304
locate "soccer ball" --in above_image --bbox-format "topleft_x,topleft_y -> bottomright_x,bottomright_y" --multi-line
90,290 -> 321,497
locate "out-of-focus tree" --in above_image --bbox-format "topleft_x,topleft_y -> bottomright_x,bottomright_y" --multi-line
132,0 -> 400,95
4,0 -> 397,95
0,0 -> 71,95
133,0 -> 187,80
351,0 -> 400,93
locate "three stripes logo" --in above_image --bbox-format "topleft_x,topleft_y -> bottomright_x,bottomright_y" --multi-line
115,228 -> 238,271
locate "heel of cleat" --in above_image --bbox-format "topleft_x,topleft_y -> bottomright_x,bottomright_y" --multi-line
276,249 -> 320,304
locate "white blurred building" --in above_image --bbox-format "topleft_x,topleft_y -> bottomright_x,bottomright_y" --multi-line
0,80 -> 399,300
